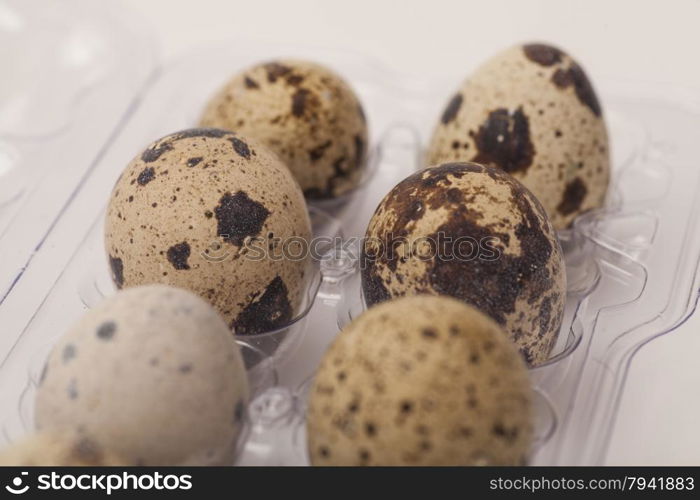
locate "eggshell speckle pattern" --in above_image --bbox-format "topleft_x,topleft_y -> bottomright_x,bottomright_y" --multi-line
35,285 -> 250,466
427,43 -> 609,229
105,128 -> 312,334
0,432 -> 126,466
307,296 -> 533,466
361,162 -> 566,365
200,60 -> 368,199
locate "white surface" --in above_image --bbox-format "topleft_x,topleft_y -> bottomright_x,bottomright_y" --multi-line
122,0 -> 700,465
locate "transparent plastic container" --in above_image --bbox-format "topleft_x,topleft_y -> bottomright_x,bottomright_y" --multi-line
2,0 -> 700,466
0,0 -> 155,305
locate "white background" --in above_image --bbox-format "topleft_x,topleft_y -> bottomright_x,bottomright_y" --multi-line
123,0 -> 700,465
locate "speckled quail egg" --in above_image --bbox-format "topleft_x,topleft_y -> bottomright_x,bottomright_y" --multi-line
361,162 -> 566,366
0,432 -> 126,466
105,128 -> 312,335
200,59 -> 368,199
427,43 -> 609,229
307,295 -> 533,466
35,285 -> 250,466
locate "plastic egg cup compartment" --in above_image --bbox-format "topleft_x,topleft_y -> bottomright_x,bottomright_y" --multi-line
3,5 -> 700,464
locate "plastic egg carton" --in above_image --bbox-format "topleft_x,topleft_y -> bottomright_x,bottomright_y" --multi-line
2,0 -> 700,466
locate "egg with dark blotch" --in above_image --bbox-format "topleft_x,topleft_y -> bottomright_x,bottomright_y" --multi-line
307,295 -> 534,466
200,60 -> 368,199
105,128 -> 311,335
0,432 -> 127,466
427,43 -> 609,229
361,162 -> 566,366
35,285 -> 249,466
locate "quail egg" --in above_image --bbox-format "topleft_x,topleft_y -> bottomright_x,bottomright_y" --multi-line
35,285 -> 249,466
105,128 -> 311,334
361,162 -> 566,365
200,60 -> 368,199
307,295 -> 534,466
427,43 -> 609,229
0,432 -> 126,466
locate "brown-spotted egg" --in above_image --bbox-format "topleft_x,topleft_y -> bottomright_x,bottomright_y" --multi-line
105,128 -> 311,334
35,285 -> 249,466
307,295 -> 534,466
361,162 -> 566,366
427,43 -> 609,229
200,60 -> 368,199
0,432 -> 126,466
